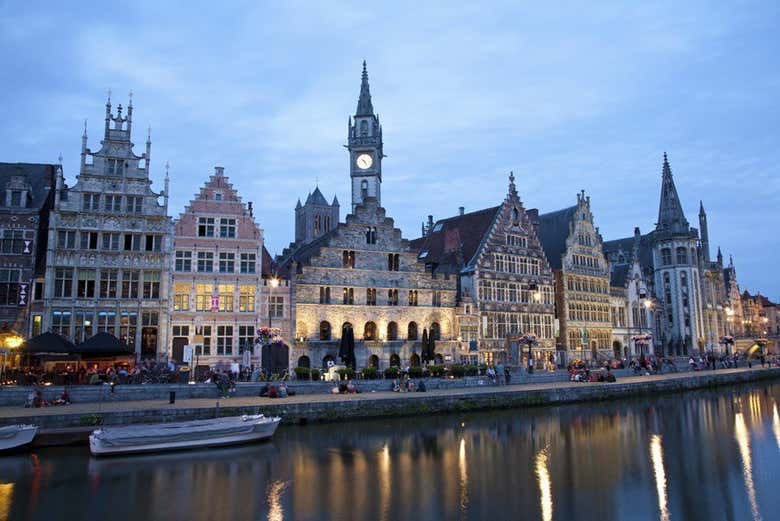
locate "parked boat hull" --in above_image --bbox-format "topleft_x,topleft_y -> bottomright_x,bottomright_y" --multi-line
0,425 -> 38,454
89,415 -> 280,456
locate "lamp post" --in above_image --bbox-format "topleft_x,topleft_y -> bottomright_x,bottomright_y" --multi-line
268,277 -> 279,328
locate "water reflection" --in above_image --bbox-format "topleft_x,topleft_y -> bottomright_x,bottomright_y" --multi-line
1,382 -> 780,520
649,434 -> 670,521
734,412 -> 762,521
535,447 -> 553,521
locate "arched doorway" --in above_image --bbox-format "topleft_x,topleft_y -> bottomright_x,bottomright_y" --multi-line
364,321 -> 377,341
387,321 -> 398,341
430,322 -> 441,341
261,343 -> 289,376
322,354 -> 335,368
297,355 -> 310,368
407,322 -> 418,340
341,322 -> 352,339
434,353 -> 444,365
410,353 -> 421,367
389,353 -> 401,367
319,321 -> 331,341
368,354 -> 379,368
612,340 -> 622,359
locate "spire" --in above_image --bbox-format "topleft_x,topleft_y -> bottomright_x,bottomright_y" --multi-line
698,199 -> 710,262
332,195 -> 340,207
508,171 -> 517,197
295,198 -> 302,210
104,89 -> 112,136
655,152 -> 690,235
717,246 -> 723,265
699,200 -> 705,216
355,60 -> 374,116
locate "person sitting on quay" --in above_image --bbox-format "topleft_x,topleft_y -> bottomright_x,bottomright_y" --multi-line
346,380 -> 359,394
406,380 -> 416,392
416,380 -> 427,392
53,388 -> 71,406
392,378 -> 401,392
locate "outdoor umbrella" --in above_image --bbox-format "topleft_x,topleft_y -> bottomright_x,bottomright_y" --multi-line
346,326 -> 356,370
75,332 -> 134,358
428,331 -> 436,364
338,326 -> 349,364
20,332 -> 76,356
421,328 -> 429,363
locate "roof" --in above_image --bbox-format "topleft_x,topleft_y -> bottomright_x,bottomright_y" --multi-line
656,153 -> 691,236
262,244 -> 288,278
305,187 -> 330,206
0,162 -> 57,212
610,264 -> 631,287
603,232 -> 655,271
21,332 -> 75,354
536,205 -> 578,269
75,333 -> 133,357
409,206 -> 500,271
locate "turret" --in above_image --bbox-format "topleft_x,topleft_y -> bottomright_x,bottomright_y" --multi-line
699,200 -> 710,263
80,120 -> 88,171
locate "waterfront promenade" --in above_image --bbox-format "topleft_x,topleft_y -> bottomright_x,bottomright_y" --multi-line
1,366 -> 778,446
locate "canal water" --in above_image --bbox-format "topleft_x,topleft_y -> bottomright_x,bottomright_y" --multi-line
1,382 -> 780,521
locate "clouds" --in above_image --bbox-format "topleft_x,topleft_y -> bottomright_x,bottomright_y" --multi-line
0,0 -> 778,298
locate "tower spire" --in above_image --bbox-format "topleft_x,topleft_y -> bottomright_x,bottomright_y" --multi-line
355,60 -> 374,116
698,200 -> 710,263
655,152 -> 690,234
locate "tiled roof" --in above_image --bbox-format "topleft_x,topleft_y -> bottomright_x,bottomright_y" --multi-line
0,162 -> 58,212
536,205 -> 577,270
610,264 -> 630,287
603,232 -> 655,271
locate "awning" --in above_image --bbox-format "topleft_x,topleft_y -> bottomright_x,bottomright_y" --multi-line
75,332 -> 134,357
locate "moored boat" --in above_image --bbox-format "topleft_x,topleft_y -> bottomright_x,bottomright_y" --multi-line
0,424 -> 38,453
89,414 -> 281,456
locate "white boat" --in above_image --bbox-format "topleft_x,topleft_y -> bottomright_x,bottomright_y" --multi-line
0,424 -> 38,453
89,414 -> 281,456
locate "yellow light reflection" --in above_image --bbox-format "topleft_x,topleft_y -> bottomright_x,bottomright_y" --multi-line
0,483 -> 13,521
773,404 -> 780,450
458,437 -> 468,513
535,448 -> 553,521
267,480 -> 289,521
650,434 -> 670,521
734,412 -> 762,521
379,444 -> 391,521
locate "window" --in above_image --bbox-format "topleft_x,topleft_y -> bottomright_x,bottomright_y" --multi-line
173,282 -> 190,311
197,252 -> 214,272
123,234 -> 142,251
57,230 -> 76,249
342,250 -> 356,269
661,248 -> 672,266
408,290 -> 418,306
198,326 -> 212,356
73,310 -> 93,343
0,269 -> 20,305
269,296 -> 284,318
121,271 -> 139,298
319,286 -> 331,304
366,288 -> 377,306
119,311 -> 138,349
143,271 -> 161,299
239,285 -> 255,312
387,321 -> 398,341
238,326 -> 254,355
104,195 -> 122,212
196,283 -> 212,311
80,231 -> 99,250
217,326 -> 233,355
218,284 -> 234,312
506,234 -> 527,248
342,287 -> 354,305
676,247 -> 688,265
388,289 -> 398,306
31,315 -> 42,336
219,252 -> 235,273
430,322 -> 441,341
10,191 -> 22,207
144,235 -> 162,252
198,217 -> 215,237
54,268 -> 73,298
142,311 -> 159,327
102,233 -> 121,251
319,321 -> 332,341
388,253 -> 400,271
366,226 -> 377,244
75,270 -> 95,298
433,291 -> 442,307
219,218 -> 236,238
0,230 -> 24,254
51,310 -> 71,337
175,251 -> 192,272
240,253 -> 256,274
125,196 -> 142,213
98,311 -> 116,335
407,322 -> 418,340
82,193 -> 100,211
364,321 -> 377,340
106,158 -> 122,176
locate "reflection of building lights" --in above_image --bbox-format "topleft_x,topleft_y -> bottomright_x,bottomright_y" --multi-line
0,483 -> 14,521
266,480 -> 288,521
379,444 -> 390,521
773,404 -> 780,451
650,434 -> 670,521
535,448 -> 553,521
734,412 -> 762,521
458,437 -> 468,513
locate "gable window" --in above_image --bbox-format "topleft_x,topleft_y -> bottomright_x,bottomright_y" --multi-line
82,193 -> 100,211
220,218 -> 236,238
125,196 -> 143,213
106,159 -> 122,176
214,192 -> 223,201
506,235 -> 527,248
388,253 -> 400,271
366,227 -> 377,244
9,191 -> 22,207
104,195 -> 122,212
342,250 -> 356,269
198,217 -> 215,237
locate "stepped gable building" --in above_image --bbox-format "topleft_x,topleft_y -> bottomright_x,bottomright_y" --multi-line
536,191 -> 612,362
170,166 -> 290,368
36,96 -> 172,358
411,173 -> 556,366
280,62 -> 458,371
0,163 -> 57,338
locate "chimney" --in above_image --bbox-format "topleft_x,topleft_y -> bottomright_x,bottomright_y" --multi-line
248,201 -> 254,217
459,206 -> 465,216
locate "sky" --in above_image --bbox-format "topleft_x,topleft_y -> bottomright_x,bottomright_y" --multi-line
1,1 -> 778,300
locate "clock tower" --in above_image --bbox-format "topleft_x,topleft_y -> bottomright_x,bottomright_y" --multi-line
348,61 -> 383,212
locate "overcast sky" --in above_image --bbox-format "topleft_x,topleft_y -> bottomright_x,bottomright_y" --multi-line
1,1 -> 778,299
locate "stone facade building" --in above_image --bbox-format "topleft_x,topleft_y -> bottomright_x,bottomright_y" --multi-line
170,166 -> 290,368
0,163 -> 57,338
697,203 -> 730,349
282,63 -> 458,370
412,174 -> 556,367
537,191 -> 612,362
294,188 -> 339,246
34,97 -> 173,358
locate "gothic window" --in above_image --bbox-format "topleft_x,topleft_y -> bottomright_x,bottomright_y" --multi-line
366,288 -> 377,306
676,247 -> 688,265
408,289 -> 418,306
361,180 -> 368,199
319,321 -> 332,341
342,287 -> 354,305
342,250 -> 356,268
366,227 -> 377,244
360,120 -> 368,136
407,322 -> 418,340
363,321 -> 377,341
387,289 -> 398,306
661,248 -> 672,266
388,253 -> 400,271
314,215 -> 321,235
319,286 -> 331,304
430,322 -> 441,341
387,321 -> 398,341
432,291 -> 442,307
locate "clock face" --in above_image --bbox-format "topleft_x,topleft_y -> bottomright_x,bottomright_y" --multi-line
356,153 -> 373,170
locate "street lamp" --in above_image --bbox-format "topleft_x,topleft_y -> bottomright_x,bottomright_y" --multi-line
268,277 -> 279,328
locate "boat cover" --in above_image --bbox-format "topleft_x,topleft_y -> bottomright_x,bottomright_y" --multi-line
0,425 -> 32,440
93,416 -> 270,447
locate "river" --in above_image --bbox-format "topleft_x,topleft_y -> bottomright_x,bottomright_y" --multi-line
1,381 -> 779,521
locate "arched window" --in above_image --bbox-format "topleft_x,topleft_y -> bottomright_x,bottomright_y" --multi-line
676,247 -> 688,265
314,215 -> 321,234
389,353 -> 401,367
319,321 -> 331,341
368,354 -> 379,368
366,226 -> 377,244
297,355 -> 311,368
407,321 -> 418,340
364,321 -> 377,341
430,322 -> 441,341
387,321 -> 398,341
661,248 -> 672,265
410,353 -> 421,367
322,354 -> 335,368
361,180 -> 368,200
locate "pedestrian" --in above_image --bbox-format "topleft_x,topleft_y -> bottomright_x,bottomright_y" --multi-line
504,365 -> 511,385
